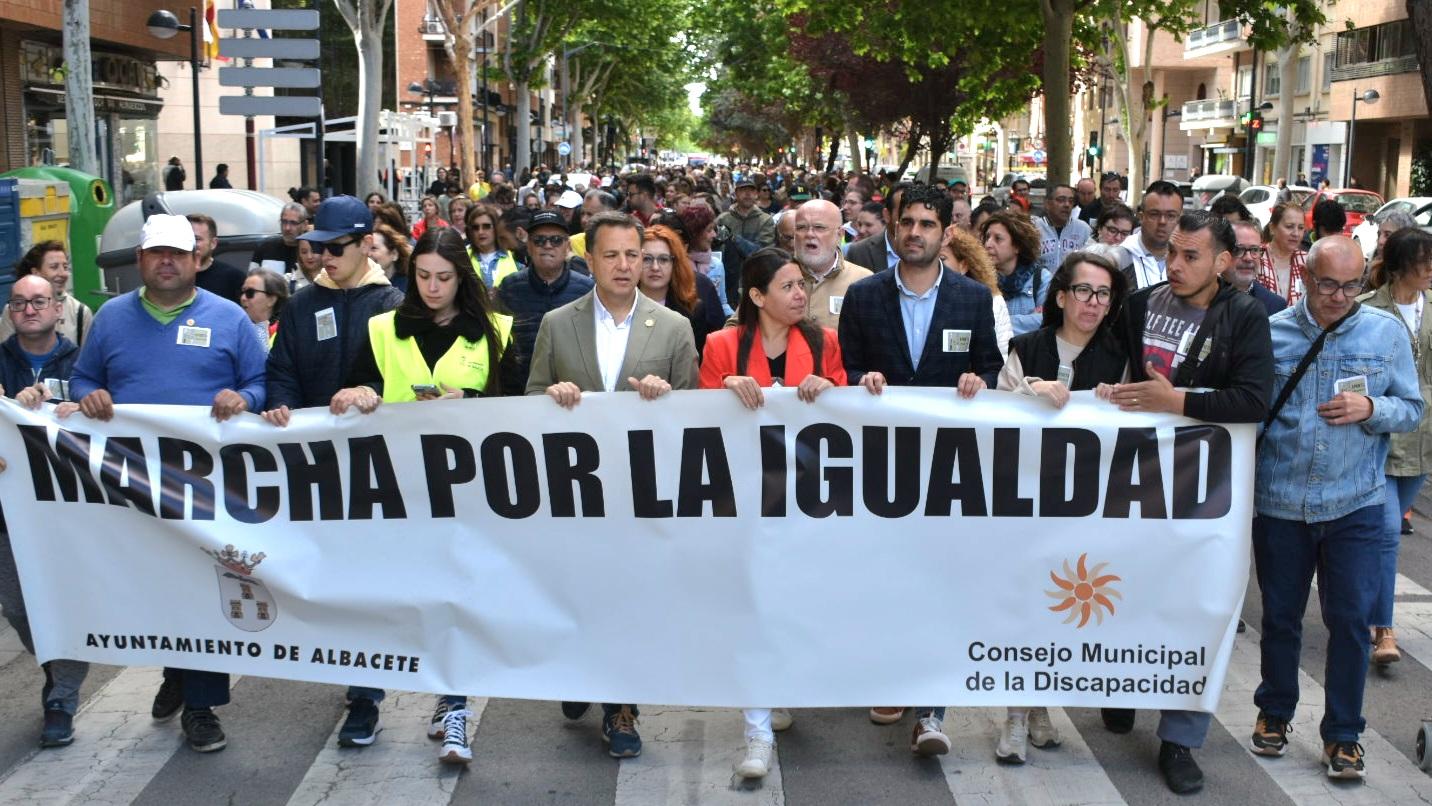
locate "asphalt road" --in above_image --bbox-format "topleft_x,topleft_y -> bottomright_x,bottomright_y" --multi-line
4,500 -> 1432,805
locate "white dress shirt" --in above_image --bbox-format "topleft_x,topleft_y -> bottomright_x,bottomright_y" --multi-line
594,294 -> 635,392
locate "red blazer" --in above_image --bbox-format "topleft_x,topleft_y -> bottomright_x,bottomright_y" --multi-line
699,325 -> 847,389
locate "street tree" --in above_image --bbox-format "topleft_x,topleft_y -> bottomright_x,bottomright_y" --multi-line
430,0 -> 492,190
332,0 -> 395,197
502,0 -> 584,174
62,0 -> 98,175
1406,0 -> 1432,125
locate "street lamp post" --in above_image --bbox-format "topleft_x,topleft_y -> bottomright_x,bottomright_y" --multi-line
407,80 -> 439,167
147,8 -> 203,190
1346,88 -> 1380,187
1161,105 -> 1182,179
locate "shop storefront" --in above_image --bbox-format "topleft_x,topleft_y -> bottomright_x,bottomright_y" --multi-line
20,40 -> 163,205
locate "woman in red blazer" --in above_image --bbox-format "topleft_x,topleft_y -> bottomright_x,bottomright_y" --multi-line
700,247 -> 847,410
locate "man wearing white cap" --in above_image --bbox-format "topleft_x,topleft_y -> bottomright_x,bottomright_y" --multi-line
554,189 -> 583,227
65,213 -> 267,754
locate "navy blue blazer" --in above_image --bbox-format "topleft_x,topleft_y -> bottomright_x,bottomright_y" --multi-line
1249,281 -> 1287,317
837,267 -> 1004,388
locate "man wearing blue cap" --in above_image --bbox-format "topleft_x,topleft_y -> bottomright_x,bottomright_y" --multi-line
258,195 -> 403,749
66,212 -> 267,753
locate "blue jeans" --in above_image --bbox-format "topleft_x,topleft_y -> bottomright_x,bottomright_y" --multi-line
0,527 -> 89,715
162,667 -> 230,709
1375,474 -> 1426,627
1253,506 -> 1382,742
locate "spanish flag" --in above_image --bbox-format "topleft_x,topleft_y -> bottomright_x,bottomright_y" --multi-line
204,0 -> 221,61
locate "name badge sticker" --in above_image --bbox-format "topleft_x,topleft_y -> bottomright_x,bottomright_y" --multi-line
1056,364 -> 1074,387
1335,374 -> 1368,396
828,295 -> 844,316
315,307 -> 338,341
1177,328 -> 1197,356
943,329 -> 972,353
176,326 -> 211,348
1198,336 -> 1213,362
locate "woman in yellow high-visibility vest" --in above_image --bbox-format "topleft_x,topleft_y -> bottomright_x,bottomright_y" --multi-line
334,227 -> 521,413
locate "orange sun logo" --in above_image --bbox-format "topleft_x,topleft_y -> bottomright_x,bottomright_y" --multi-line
1046,553 -> 1121,628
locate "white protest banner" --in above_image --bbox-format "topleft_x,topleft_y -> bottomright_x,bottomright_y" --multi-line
0,388 -> 1252,710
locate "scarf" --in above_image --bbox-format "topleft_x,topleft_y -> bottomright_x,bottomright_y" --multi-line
998,261 -> 1034,301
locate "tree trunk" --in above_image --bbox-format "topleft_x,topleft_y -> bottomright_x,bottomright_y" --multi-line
515,80 -> 532,173
1409,0 -> 1432,120
334,0 -> 392,199
435,1 -> 477,192
825,132 -> 841,172
1271,43 -> 1299,184
1040,0 -> 1075,185
848,131 -> 863,172
895,123 -> 922,178
1109,18 -> 1152,209
927,123 -> 951,176
62,0 -> 98,175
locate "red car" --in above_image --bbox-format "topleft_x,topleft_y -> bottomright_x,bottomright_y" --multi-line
1303,189 -> 1384,236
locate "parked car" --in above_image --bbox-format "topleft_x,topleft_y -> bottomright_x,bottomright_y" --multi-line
1171,181 -> 1195,209
1302,188 -> 1384,237
96,190 -> 284,300
1192,174 -> 1250,208
1350,196 -> 1432,261
1239,185 -> 1316,228
988,172 -> 1048,210
909,163 -> 970,187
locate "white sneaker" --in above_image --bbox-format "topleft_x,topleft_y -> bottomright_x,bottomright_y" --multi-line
996,710 -> 1028,764
771,709 -> 793,732
736,737 -> 774,778
427,699 -> 452,740
438,709 -> 474,764
1027,707 -> 1061,749
911,716 -> 951,756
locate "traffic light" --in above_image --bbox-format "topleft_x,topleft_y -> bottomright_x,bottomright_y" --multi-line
1086,131 -> 1100,167
1248,114 -> 1264,134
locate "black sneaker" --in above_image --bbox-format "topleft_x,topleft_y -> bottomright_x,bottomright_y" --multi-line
562,701 -> 592,720
1322,741 -> 1366,779
40,704 -> 74,748
1250,710 -> 1290,756
601,706 -> 641,758
181,707 -> 227,753
1159,741 -> 1204,794
151,676 -> 184,722
337,698 -> 380,747
1100,708 -> 1135,733
1237,618 -> 1247,633
1403,516 -> 1414,535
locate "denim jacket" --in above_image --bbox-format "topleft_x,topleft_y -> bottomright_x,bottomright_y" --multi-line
1256,300 -> 1424,522
1001,262 -> 1053,336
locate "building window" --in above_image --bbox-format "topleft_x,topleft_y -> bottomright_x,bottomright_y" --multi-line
1322,52 -> 1334,91
1296,56 -> 1312,94
1238,66 -> 1252,97
1264,61 -> 1280,97
1333,20 -> 1418,80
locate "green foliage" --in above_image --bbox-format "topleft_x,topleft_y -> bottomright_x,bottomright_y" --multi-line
1412,143 -> 1432,197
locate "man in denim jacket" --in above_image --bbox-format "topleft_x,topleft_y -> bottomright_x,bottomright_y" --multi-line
1249,236 -> 1423,780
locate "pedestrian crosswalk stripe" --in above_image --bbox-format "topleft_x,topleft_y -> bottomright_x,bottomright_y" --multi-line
1215,629 -> 1432,803
940,707 -> 1127,805
0,667 -> 206,805
613,708 -> 784,805
1396,573 -> 1432,598
285,691 -> 486,806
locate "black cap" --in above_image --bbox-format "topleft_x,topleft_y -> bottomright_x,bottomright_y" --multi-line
527,211 -> 567,232
735,177 -> 758,190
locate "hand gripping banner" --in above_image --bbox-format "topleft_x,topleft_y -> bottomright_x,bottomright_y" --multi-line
0,389 -> 1253,710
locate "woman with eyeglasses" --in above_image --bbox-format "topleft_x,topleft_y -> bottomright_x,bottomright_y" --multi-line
239,268 -> 290,349
411,195 -> 449,240
1258,201 -> 1308,304
368,223 -> 412,292
465,204 -> 520,293
988,250 -> 1127,764
638,225 -> 724,355
0,241 -> 93,347
1092,205 -> 1137,248
1357,227 -> 1432,666
697,246 -> 848,779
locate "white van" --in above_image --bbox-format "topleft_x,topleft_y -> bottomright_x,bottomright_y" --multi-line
911,163 -> 970,186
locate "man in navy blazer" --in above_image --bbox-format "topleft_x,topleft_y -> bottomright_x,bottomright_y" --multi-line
835,184 -> 1003,758
839,184 -> 1003,397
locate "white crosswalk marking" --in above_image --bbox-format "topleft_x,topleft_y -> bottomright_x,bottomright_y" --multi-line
1215,629 -> 1432,803
0,667 -> 187,805
940,707 -> 1126,805
285,692 -> 486,806
613,707 -> 784,806
0,620 -> 24,668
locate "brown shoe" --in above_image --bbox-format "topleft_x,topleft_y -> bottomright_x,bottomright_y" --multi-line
1372,627 -> 1401,664
869,707 -> 906,724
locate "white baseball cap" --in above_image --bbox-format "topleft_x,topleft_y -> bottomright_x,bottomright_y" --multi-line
556,190 -> 583,209
140,214 -> 197,251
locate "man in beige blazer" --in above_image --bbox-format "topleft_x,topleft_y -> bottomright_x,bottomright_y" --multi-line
522,211 -> 697,759
795,200 -> 872,330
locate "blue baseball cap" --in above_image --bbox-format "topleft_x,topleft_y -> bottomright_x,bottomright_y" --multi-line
299,195 -> 373,243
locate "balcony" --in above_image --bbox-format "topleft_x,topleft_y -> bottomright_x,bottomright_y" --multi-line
1331,54 -> 1418,82
419,17 -> 446,41
1183,19 -> 1248,58
1179,97 -> 1248,131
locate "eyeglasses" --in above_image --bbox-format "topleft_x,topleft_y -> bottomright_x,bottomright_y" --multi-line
1101,224 -> 1133,239
1307,272 -> 1367,298
641,254 -> 674,268
321,237 -> 358,257
468,222 -> 494,232
1068,284 -> 1112,305
794,223 -> 834,234
241,288 -> 271,299
529,234 -> 567,248
1233,245 -> 1268,258
7,297 -> 53,311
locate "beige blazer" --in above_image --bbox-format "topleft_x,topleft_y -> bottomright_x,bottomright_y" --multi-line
524,290 -> 699,394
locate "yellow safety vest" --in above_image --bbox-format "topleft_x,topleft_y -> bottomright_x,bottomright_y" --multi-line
366,310 -> 513,402
468,248 -> 519,291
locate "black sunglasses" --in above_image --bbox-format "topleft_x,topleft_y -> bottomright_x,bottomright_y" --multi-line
242,288 -> 271,299
321,237 -> 359,257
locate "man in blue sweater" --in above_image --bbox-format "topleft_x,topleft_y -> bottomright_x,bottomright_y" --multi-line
67,213 -> 266,754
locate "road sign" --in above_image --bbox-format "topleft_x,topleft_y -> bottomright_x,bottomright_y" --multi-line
219,67 -> 321,89
216,9 -> 319,30
219,38 -> 321,60
219,96 -> 323,117
558,141 -> 572,157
